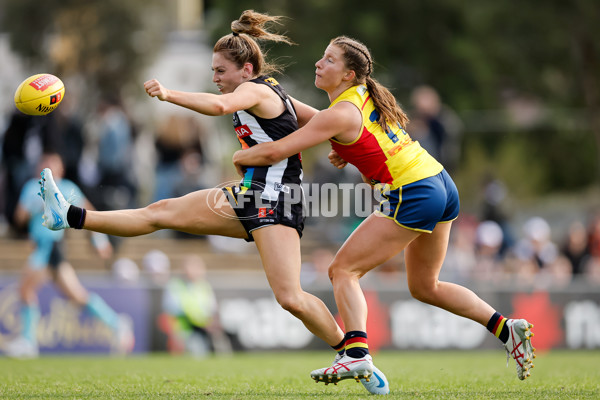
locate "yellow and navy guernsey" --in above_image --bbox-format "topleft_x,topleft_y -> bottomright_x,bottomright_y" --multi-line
329,84 -> 443,190
233,76 -> 303,200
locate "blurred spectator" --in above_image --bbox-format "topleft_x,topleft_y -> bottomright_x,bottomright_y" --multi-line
142,249 -> 171,286
1,112 -> 34,233
408,85 -> 463,172
301,247 -> 335,287
513,216 -> 559,271
40,95 -> 86,186
97,96 -> 137,207
584,256 -> 600,285
159,254 -> 231,357
473,220 -> 505,282
373,253 -> 406,286
587,213 -> 600,258
3,152 -> 133,358
536,255 -> 573,288
442,215 -> 477,283
479,174 -> 516,255
81,95 -> 137,212
153,115 -> 205,202
171,150 -> 209,240
561,220 -> 590,278
112,257 -> 141,285
1,107 -> 83,233
172,150 -> 207,198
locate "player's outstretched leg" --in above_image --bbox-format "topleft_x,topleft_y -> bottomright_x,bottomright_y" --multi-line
3,336 -> 39,359
504,319 -> 536,380
310,354 -> 373,385
111,314 -> 135,355
3,304 -> 41,359
360,363 -> 390,395
39,168 -> 71,230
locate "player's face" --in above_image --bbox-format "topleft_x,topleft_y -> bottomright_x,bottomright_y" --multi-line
212,52 -> 247,94
314,44 -> 350,92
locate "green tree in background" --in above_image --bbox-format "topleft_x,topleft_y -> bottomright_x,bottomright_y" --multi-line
1,0 -> 167,112
210,1 -> 600,197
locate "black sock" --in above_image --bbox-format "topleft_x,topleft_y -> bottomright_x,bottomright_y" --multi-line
486,312 -> 509,343
332,338 -> 346,355
344,331 -> 369,358
67,205 -> 87,229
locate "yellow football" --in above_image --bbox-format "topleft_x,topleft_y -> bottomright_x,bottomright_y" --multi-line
14,73 -> 65,116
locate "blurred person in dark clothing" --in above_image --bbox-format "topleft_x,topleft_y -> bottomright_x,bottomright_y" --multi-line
1,112 -> 34,233
561,220 -> 590,278
154,115 -> 205,202
94,95 -> 138,210
1,108 -> 84,233
409,85 -> 462,173
587,213 -> 600,258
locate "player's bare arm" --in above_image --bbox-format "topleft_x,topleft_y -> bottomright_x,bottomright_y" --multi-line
290,97 -> 319,128
143,79 -> 270,116
232,102 -> 360,170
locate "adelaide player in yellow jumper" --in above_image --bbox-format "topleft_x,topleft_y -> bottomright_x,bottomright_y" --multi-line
233,36 -> 536,388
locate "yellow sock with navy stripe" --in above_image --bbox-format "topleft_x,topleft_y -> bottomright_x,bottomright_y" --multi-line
486,312 -> 509,343
344,331 -> 369,358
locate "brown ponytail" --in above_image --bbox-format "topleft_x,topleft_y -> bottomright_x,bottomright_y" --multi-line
331,36 -> 409,130
214,10 -> 294,76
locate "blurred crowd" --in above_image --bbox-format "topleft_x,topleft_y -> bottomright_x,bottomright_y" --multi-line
0,93 -> 212,244
441,213 -> 600,289
299,212 -> 600,291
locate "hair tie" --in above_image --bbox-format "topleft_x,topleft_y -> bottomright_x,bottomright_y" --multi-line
232,31 -> 239,36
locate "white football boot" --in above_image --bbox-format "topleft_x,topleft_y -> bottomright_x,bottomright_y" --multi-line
504,319 -> 536,380
111,314 -> 135,355
361,363 -> 390,395
3,337 -> 39,359
311,354 -> 373,385
39,168 -> 70,230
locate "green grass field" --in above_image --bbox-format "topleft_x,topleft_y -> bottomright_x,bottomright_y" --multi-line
1,350 -> 598,399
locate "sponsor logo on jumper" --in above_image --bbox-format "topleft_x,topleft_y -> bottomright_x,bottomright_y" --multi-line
264,77 -> 279,86
258,208 -> 275,218
274,182 -> 290,193
386,136 -> 413,157
235,124 -> 252,138
28,75 -> 59,92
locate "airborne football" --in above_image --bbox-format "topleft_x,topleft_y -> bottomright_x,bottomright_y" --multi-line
14,73 -> 65,116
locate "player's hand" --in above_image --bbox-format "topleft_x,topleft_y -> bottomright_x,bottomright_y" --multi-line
328,149 -> 348,169
96,243 -> 113,260
144,79 -> 169,101
91,232 -> 113,259
232,151 -> 246,177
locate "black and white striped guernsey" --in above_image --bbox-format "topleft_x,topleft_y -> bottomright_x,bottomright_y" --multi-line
232,76 -> 303,201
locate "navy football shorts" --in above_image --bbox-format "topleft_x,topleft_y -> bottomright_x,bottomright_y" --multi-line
376,169 -> 459,232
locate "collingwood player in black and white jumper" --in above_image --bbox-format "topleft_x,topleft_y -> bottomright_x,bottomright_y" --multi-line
38,10 -> 346,355
226,75 -> 304,237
